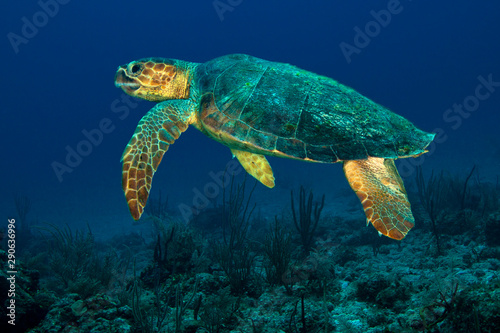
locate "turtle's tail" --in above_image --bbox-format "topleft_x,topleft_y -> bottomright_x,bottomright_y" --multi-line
396,128 -> 436,158
414,130 -> 436,157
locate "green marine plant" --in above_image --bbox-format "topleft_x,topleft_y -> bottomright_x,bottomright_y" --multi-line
199,287 -> 239,333
173,277 -> 199,333
15,194 -> 32,242
15,194 -> 31,230
467,168 -> 500,218
288,293 -> 309,333
264,217 -> 292,291
44,224 -> 95,288
131,265 -> 169,333
153,224 -> 176,269
132,267 -> 200,333
419,281 -> 460,331
146,218 -> 202,287
304,247 -> 338,298
212,176 -> 257,295
39,224 -> 117,297
485,212 -> 500,246
291,186 -> 325,254
415,167 -> 445,255
416,165 -> 498,247
145,189 -> 170,221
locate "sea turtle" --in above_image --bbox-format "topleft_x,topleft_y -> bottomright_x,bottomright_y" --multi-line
114,54 -> 435,240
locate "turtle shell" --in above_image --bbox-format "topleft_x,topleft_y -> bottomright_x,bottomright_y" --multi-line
195,54 -> 434,162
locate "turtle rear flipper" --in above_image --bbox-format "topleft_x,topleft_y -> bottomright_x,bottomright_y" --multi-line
231,149 -> 275,188
121,100 -> 194,220
343,157 -> 414,240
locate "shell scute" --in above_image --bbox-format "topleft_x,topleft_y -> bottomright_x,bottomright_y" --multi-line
275,137 -> 306,159
197,54 -> 435,162
245,128 -> 278,151
305,144 -> 338,163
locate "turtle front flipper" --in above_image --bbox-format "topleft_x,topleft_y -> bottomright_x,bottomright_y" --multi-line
122,100 -> 195,220
343,157 -> 414,240
231,149 -> 275,188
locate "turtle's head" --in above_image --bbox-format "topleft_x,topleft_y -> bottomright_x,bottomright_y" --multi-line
115,58 -> 191,101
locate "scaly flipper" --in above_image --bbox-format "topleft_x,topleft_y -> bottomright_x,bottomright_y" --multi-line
231,149 -> 275,188
121,100 -> 194,219
343,157 -> 414,240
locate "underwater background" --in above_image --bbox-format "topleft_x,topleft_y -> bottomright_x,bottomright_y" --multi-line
1,0 -> 500,332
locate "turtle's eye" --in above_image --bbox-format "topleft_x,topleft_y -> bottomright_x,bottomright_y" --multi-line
131,64 -> 140,73
128,63 -> 143,75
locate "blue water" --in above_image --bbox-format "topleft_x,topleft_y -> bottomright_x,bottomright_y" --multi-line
2,0 -> 500,236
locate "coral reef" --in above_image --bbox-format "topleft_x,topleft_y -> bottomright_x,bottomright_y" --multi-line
8,173 -> 500,332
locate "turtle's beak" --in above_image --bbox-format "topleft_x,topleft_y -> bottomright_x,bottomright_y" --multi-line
115,67 -> 140,94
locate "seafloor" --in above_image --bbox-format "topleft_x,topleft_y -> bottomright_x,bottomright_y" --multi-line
1,167 -> 499,333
